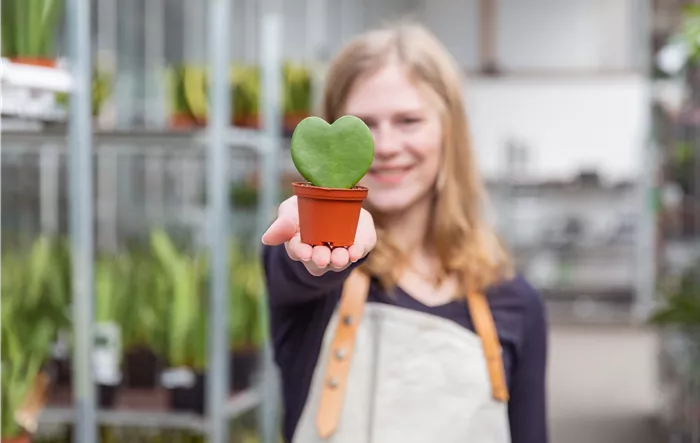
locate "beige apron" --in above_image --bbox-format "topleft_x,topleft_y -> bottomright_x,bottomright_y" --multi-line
292,270 -> 512,443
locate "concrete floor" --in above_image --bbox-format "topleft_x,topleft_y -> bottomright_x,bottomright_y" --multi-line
547,323 -> 664,443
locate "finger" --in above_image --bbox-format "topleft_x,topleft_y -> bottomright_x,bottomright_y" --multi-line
311,246 -> 331,269
330,247 -> 350,269
261,216 -> 297,246
347,243 -> 365,262
277,196 -> 299,223
283,234 -> 301,261
287,234 -> 313,261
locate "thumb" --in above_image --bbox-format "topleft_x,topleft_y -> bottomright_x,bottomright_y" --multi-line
261,216 -> 297,246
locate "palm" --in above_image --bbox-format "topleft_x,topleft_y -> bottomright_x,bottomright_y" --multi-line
262,196 -> 376,276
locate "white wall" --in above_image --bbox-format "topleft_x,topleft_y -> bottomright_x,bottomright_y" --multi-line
496,0 -> 635,71
422,0 -> 480,69
278,0 -> 638,71
465,75 -> 650,182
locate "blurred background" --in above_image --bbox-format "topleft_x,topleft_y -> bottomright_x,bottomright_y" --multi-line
1,0 -> 700,442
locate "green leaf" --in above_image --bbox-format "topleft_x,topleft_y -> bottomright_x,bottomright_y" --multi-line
290,115 -> 375,189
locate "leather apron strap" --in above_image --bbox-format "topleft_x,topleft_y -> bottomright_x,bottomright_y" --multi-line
316,269 -> 509,438
316,269 -> 371,438
465,290 -> 510,402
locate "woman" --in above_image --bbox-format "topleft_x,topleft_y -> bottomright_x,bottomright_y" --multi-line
261,22 -> 548,443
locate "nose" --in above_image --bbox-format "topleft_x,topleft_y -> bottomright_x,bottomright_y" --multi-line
372,123 -> 402,158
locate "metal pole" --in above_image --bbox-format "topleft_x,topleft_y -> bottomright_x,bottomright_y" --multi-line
206,0 -> 232,442
144,0 -> 167,128
39,147 -> 60,236
633,0 -> 656,322
259,9 -> 283,443
67,0 -> 96,441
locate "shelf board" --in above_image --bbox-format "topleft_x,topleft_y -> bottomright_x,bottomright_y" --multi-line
38,388 -> 260,431
39,406 -> 209,432
0,128 -> 288,152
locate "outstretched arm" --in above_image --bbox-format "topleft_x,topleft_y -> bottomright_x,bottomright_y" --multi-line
262,244 -> 366,307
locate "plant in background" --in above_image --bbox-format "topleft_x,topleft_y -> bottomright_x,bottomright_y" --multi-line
1,237 -> 64,441
656,5 -> 700,75
228,240 -> 266,352
290,115 -> 374,247
650,259 -> 700,327
182,65 -> 209,126
1,236 -> 71,332
119,247 -> 167,355
1,313 -> 54,441
167,66 -> 198,128
55,70 -> 112,118
232,65 -> 261,128
150,229 -> 208,372
679,5 -> 700,66
0,0 -> 64,62
669,141 -> 696,196
283,62 -> 312,133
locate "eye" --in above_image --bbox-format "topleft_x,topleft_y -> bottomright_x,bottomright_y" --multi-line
360,117 -> 377,129
398,116 -> 423,126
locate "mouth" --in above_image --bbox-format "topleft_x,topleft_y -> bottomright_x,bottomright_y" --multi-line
367,165 -> 414,184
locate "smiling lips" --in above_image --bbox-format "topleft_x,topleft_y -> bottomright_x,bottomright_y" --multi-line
367,165 -> 414,184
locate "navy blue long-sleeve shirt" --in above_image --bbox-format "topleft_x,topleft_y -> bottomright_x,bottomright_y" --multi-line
262,244 -> 549,443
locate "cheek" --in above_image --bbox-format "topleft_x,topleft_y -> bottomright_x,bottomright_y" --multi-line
411,125 -> 443,183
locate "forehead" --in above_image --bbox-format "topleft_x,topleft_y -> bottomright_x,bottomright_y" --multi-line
344,63 -> 427,116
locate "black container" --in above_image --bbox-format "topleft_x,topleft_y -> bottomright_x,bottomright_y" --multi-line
229,349 -> 259,392
169,372 -> 206,415
124,347 -> 161,389
52,357 -> 72,387
98,384 -> 118,408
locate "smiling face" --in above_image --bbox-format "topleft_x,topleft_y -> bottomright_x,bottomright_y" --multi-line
344,63 -> 444,215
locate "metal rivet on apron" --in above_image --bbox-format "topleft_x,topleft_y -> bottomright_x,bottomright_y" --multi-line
327,377 -> 339,389
342,315 -> 353,326
334,348 -> 346,360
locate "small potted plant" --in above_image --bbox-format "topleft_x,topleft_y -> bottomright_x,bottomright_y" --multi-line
149,229 -> 208,414
1,0 -> 65,67
282,62 -> 312,136
228,242 -> 265,393
1,291 -> 56,443
290,115 -> 374,247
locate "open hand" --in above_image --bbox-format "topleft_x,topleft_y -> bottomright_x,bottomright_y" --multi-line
261,196 -> 376,276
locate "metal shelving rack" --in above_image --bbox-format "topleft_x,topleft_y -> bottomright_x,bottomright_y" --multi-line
15,0 -> 284,442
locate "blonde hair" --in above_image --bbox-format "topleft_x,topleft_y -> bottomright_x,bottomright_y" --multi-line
322,22 -> 513,295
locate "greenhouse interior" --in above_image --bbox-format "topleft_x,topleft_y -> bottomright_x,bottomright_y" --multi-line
1,0 -> 700,442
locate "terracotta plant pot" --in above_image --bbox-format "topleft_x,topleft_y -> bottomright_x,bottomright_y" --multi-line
1,435 -> 31,443
293,182 -> 368,247
169,113 -> 196,129
9,58 -> 56,68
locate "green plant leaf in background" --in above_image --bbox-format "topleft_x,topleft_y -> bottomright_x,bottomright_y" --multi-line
0,229 -> 268,404
679,4 -> 700,65
1,236 -> 60,438
0,0 -> 64,59
650,259 -> 700,327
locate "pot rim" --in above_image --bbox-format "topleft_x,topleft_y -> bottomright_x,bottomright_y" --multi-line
292,182 -> 368,200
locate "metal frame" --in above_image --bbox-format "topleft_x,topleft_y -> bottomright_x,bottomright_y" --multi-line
67,0 -> 96,442
60,0 -> 283,441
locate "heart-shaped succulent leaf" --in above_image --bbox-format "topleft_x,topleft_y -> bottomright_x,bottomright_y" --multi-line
290,115 -> 375,189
